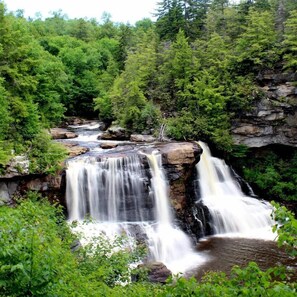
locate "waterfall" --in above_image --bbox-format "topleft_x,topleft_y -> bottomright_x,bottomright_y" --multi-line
66,152 -> 205,274
144,152 -> 203,273
196,142 -> 274,238
66,154 -> 152,222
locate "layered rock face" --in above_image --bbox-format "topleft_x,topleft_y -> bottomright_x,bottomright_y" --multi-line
0,173 -> 65,206
232,72 -> 297,147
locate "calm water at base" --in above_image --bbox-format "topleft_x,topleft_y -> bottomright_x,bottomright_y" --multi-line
192,236 -> 297,281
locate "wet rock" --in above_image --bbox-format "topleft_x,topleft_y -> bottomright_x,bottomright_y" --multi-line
130,134 -> 156,143
100,126 -> 130,140
98,122 -> 109,131
100,142 -> 118,149
50,128 -> 77,139
137,262 -> 172,284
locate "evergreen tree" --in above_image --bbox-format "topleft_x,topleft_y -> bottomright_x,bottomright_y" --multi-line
181,0 -> 210,38
155,0 -> 185,40
167,30 -> 194,110
107,30 -> 160,131
282,10 -> 297,70
235,9 -> 278,73
205,0 -> 241,40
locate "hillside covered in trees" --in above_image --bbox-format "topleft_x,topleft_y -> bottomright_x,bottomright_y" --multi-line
1,0 -> 297,200
0,1 -> 297,296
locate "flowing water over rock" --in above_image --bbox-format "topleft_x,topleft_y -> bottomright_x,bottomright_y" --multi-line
66,148 -> 204,274
196,141 -> 274,239
63,123 -> 294,277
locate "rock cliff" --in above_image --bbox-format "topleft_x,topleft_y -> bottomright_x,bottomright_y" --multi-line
232,71 -> 297,147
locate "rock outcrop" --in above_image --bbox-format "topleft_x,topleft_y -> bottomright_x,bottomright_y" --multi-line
0,172 -> 65,206
232,71 -> 297,147
0,142 -> 202,215
1,155 -> 30,178
50,128 -> 78,140
100,126 -> 130,140
156,142 -> 201,214
135,262 -> 172,284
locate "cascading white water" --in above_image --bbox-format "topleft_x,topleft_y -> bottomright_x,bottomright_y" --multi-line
66,154 -> 151,222
66,152 -> 205,274
144,152 -> 203,273
196,141 -> 274,239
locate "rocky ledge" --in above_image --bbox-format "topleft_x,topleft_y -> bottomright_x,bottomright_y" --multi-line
0,141 -> 202,219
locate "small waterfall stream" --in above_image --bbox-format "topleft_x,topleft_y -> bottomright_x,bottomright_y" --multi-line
196,142 -> 274,238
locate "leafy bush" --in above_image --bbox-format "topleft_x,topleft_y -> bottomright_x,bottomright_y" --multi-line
0,141 -> 12,167
0,193 -> 80,296
272,202 -> 297,257
159,261 -> 296,297
28,131 -> 68,174
139,102 -> 161,133
243,151 -> 297,201
75,232 -> 146,287
94,94 -> 114,123
165,109 -> 233,151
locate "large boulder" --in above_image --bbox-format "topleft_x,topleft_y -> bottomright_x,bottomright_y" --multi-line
155,142 -> 202,217
61,143 -> 89,157
158,142 -> 201,165
100,142 -> 118,149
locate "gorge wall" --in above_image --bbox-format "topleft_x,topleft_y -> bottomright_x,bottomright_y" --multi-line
231,71 -> 297,148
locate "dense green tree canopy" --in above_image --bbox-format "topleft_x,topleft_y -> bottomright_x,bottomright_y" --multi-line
0,0 -> 296,201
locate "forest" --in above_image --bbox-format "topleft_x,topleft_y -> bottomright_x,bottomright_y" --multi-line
0,0 -> 296,295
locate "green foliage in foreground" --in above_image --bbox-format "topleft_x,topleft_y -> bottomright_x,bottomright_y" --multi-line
272,202 -> 297,257
0,193 -> 80,296
0,194 -> 296,296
